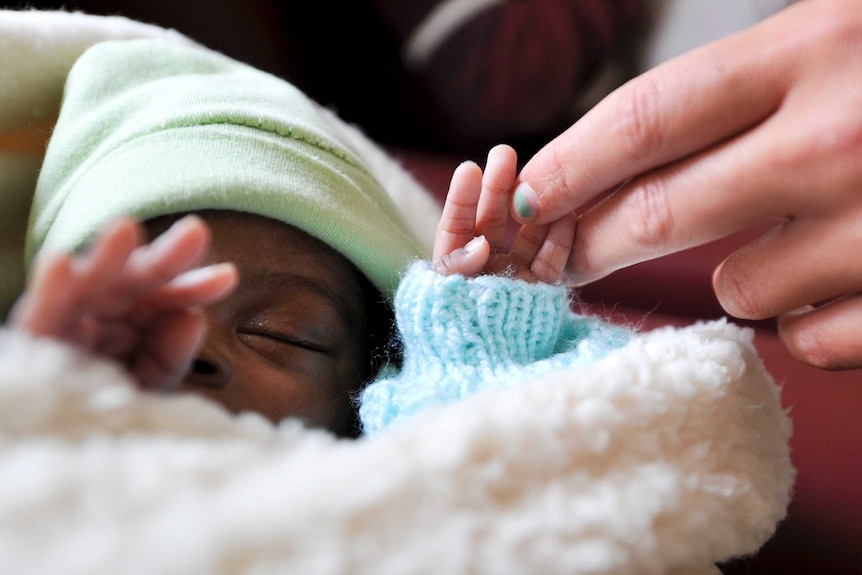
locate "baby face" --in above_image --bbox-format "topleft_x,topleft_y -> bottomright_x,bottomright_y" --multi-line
147,211 -> 368,436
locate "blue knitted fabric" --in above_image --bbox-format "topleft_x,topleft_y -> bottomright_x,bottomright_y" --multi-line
359,262 -> 634,435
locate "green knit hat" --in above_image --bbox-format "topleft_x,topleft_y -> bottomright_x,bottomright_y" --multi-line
27,39 -> 434,299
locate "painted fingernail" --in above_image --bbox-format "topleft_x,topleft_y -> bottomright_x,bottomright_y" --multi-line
513,182 -> 538,220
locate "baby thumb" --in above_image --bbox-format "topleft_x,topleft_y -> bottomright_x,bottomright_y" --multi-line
432,236 -> 490,277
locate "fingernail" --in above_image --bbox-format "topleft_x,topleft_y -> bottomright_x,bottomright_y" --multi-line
171,263 -> 237,288
463,235 -> 485,254
513,182 -> 538,220
146,214 -> 206,259
150,214 -> 195,246
171,214 -> 203,233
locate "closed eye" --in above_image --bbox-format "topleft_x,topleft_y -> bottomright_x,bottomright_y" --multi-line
238,329 -> 328,354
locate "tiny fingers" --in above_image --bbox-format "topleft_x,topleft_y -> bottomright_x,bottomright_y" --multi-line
126,214 -> 211,292
434,145 -> 573,283
509,224 -> 548,275
10,217 -> 145,342
531,213 -> 578,283
433,235 -> 490,277
509,213 -> 577,284
134,309 -> 206,391
69,217 -> 144,316
74,217 -> 142,282
476,144 -> 518,249
434,161 -> 483,262
137,262 -> 239,313
9,251 -> 75,337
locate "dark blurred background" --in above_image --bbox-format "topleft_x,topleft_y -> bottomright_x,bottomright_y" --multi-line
5,0 -> 650,157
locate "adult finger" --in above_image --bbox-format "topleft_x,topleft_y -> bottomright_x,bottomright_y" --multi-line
714,216 -> 862,320
476,144 -> 517,250
513,4 -> 797,225
564,106 -> 806,285
433,161 -> 483,262
779,299 -> 862,370
566,32 -> 862,285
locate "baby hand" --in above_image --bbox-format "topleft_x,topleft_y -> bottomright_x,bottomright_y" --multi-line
432,144 -> 576,282
9,215 -> 238,390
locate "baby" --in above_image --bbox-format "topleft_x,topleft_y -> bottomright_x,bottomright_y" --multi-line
10,37 -> 597,437
8,37 -> 436,437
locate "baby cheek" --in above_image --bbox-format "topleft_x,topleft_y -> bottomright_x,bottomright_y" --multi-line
243,356 -> 357,430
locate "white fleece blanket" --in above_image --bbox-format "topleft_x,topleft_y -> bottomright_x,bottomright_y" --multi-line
0,320 -> 792,575
0,10 -> 794,575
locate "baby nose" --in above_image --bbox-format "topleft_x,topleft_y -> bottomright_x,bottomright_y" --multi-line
183,346 -> 232,389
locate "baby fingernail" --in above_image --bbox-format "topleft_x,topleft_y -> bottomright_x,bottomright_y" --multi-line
173,263 -> 237,287
513,182 -> 538,220
172,214 -> 204,233
464,235 -> 485,254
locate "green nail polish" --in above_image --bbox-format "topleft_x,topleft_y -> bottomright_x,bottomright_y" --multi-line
513,183 -> 536,219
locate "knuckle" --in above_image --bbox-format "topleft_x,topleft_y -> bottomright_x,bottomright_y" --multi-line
776,114 -> 862,205
518,224 -> 546,251
438,211 -> 476,237
782,6 -> 862,166
613,78 -> 667,164
540,145 -> 579,207
433,254 -> 456,276
532,243 -> 568,284
812,117 -> 862,174
794,93 -> 862,156
482,174 -> 513,196
623,177 -> 675,251
480,211 -> 509,233
529,258 -> 556,284
531,251 -> 564,284
811,2 -> 862,50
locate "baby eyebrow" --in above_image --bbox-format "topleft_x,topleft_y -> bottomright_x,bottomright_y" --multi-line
243,270 -> 355,327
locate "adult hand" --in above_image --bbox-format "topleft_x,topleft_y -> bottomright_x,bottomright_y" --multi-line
512,0 -> 862,369
433,144 -> 576,282
9,215 -> 238,389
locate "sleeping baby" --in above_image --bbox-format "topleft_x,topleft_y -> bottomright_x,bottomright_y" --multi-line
9,37 -> 630,437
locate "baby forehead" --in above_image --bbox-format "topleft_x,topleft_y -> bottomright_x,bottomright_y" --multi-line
148,210 -> 336,253
146,209 -> 368,311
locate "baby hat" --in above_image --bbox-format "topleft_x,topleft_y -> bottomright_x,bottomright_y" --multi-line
27,38 -> 438,299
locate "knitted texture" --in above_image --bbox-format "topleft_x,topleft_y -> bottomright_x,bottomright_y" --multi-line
359,262 -> 633,434
27,38 -> 433,299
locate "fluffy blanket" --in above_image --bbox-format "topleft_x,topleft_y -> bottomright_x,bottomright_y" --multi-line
0,322 -> 792,575
0,10 -> 793,575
